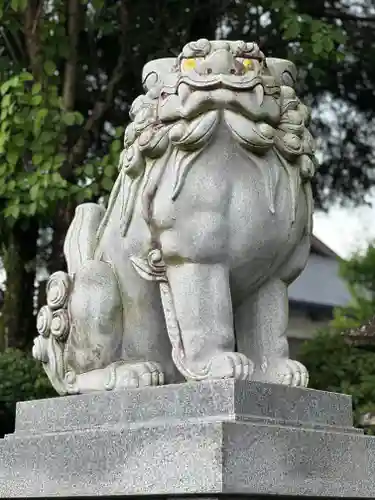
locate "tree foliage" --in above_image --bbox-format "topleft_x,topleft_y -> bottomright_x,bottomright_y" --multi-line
0,348 -> 56,437
332,243 -> 375,331
0,0 -> 373,350
301,241 -> 375,432
300,329 -> 375,431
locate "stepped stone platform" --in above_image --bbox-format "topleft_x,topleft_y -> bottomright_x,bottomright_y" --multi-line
1,379 -> 375,498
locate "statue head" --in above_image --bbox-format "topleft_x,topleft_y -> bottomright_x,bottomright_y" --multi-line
176,39 -> 265,91
120,39 -> 313,182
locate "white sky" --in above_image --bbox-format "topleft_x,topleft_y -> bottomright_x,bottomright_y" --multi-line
314,197 -> 375,258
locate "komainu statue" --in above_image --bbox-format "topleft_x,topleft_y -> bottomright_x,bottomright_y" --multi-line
33,39 -> 317,395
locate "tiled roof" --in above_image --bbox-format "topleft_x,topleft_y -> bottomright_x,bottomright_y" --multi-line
288,239 -> 351,308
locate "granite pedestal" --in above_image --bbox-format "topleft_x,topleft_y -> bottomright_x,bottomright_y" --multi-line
1,379 -> 375,498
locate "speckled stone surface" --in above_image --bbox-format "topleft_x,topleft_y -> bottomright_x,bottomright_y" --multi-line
1,380 -> 375,498
14,379 -> 354,435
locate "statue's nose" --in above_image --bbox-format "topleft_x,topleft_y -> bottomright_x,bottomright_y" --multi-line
203,49 -> 236,75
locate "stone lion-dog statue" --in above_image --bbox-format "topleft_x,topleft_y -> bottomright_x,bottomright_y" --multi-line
33,39 -> 316,394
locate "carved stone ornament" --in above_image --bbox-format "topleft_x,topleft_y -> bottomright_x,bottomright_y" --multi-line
33,39 -> 317,395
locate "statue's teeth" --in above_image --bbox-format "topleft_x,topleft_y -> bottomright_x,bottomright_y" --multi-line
255,84 -> 264,106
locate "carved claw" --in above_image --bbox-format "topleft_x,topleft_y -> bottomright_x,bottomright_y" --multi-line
61,361 -> 166,394
108,361 -> 165,389
274,359 -> 309,388
207,352 -> 255,381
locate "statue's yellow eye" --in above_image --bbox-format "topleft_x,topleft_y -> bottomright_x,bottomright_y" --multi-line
181,58 -> 197,71
242,59 -> 253,70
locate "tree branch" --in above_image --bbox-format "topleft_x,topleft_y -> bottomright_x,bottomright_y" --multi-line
325,9 -> 375,24
61,1 -> 129,180
62,0 -> 81,110
23,0 -> 43,79
304,3 -> 375,25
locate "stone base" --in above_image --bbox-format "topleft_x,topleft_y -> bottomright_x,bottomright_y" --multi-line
1,379 -> 375,498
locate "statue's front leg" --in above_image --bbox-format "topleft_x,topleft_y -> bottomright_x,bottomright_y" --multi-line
235,278 -> 309,387
165,261 -> 254,381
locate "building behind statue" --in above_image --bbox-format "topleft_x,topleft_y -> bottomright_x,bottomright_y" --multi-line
287,235 -> 351,357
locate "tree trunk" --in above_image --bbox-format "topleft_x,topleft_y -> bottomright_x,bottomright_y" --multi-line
187,3 -> 220,41
48,200 -> 76,274
0,219 -> 38,351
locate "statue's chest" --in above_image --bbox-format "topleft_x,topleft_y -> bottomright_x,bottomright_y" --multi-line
153,118 -> 307,272
155,122 -> 294,227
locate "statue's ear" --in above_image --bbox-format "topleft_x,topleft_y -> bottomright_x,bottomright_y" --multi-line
142,58 -> 177,92
265,57 -> 297,88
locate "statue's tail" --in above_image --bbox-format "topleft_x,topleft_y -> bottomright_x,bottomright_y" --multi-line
33,203 -> 106,395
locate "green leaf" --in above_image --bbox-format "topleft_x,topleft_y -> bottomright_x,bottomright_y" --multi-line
39,131 -> 55,144
52,172 -> 62,183
84,163 -> 94,177
14,134 -> 25,147
312,40 -> 323,56
48,94 -> 60,107
92,0 -> 105,8
102,176 -> 114,192
31,95 -> 43,106
311,20 -> 323,33
32,154 -> 43,166
28,202 -> 37,215
76,189 -> 88,203
19,72 -> 34,82
1,94 -> 11,108
39,198 -> 48,209
111,139 -> 122,153
44,144 -> 56,156
33,108 -> 49,136
0,81 -> 11,96
32,83 -> 42,95
51,154 -> 66,168
30,184 -> 39,200
283,18 -> 300,40
104,164 -> 116,178
44,60 -> 56,76
74,112 -> 84,126
0,125 -> 8,138
6,150 -> 19,165
62,111 -> 76,126
323,37 -> 334,53
10,0 -> 19,11
14,113 -> 24,125
5,204 -> 20,219
115,127 -> 124,138
36,107 -> 48,121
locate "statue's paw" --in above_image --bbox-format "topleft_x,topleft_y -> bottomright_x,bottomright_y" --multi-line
108,361 -> 165,390
208,352 -> 254,380
275,359 -> 309,387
